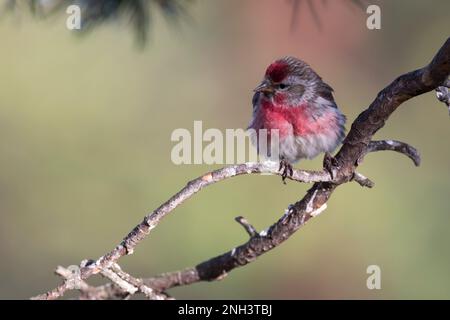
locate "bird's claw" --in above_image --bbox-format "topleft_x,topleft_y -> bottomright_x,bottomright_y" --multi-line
323,152 -> 338,181
279,159 -> 293,184
436,85 -> 450,115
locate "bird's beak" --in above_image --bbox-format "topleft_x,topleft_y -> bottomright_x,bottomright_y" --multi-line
254,81 -> 274,94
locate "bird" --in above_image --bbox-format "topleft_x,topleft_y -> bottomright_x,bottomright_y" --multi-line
248,56 -> 346,182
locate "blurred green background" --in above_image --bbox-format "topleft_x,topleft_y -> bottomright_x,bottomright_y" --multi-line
0,0 -> 449,299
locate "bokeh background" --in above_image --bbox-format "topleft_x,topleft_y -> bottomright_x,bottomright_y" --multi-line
0,0 -> 449,299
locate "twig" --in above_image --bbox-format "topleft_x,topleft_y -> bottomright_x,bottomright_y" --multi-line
105,263 -> 170,300
365,140 -> 421,166
100,267 -> 138,296
352,172 -> 375,188
32,265 -> 129,300
235,216 -> 258,237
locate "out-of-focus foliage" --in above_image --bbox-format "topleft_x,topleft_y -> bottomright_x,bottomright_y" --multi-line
2,0 -> 191,43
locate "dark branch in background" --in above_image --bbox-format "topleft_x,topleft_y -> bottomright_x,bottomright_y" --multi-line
1,0 -> 191,45
32,38 -> 450,300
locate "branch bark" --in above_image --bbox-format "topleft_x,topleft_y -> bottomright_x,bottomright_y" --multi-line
32,37 -> 450,300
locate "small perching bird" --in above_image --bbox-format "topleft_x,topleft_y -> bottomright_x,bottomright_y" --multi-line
248,57 -> 346,182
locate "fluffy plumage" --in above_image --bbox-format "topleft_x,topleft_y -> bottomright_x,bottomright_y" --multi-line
248,56 -> 346,164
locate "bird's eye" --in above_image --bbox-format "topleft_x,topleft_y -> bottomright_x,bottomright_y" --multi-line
278,83 -> 288,90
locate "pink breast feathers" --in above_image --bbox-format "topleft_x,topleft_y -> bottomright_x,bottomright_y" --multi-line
255,100 -> 332,139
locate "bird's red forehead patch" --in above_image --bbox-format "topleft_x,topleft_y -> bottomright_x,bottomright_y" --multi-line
265,61 -> 290,82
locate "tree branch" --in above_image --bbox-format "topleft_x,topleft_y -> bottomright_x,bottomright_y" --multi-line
365,140 -> 421,166
235,216 -> 259,237
33,37 -> 450,300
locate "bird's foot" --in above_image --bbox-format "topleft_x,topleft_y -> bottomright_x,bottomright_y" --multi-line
279,158 -> 293,184
323,152 -> 339,181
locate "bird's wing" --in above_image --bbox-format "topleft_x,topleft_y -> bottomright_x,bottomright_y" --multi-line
316,81 -> 338,108
252,91 -> 261,110
247,91 -> 262,130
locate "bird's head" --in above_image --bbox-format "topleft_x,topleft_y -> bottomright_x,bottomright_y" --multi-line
254,56 -> 323,106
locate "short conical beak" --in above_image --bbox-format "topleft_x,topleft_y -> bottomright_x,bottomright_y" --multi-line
253,81 -> 274,94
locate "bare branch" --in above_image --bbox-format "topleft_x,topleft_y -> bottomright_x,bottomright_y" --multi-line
32,279 -> 74,300
352,172 -> 375,188
105,264 -> 170,300
235,216 -> 258,237
366,140 -> 421,167
100,267 -> 138,296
